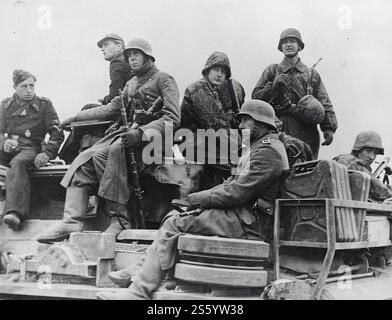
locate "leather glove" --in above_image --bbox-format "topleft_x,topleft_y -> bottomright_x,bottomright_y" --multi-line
34,152 -> 50,168
3,139 -> 19,153
322,130 -> 334,146
120,129 -> 143,148
59,116 -> 76,129
272,74 -> 289,92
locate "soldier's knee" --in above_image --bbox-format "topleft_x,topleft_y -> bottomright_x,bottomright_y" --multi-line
161,209 -> 182,226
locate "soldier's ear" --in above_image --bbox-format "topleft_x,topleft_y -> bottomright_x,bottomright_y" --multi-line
13,84 -> 16,90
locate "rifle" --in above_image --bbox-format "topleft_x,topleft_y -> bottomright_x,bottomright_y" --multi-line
119,89 -> 146,229
227,79 -> 240,113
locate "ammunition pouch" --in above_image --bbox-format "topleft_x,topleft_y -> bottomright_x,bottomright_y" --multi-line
134,110 -> 163,126
253,198 -> 275,243
254,198 -> 274,216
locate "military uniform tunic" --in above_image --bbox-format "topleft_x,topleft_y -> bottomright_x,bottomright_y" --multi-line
252,58 -> 338,158
102,52 -> 134,105
152,132 -> 289,271
0,94 -> 64,218
61,61 -> 180,205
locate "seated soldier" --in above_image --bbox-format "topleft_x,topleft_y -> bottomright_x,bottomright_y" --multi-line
334,130 -> 392,202
106,114 -> 312,290
36,38 -> 180,242
60,33 -> 133,163
0,70 -> 64,230
96,99 -> 289,300
180,51 -> 245,188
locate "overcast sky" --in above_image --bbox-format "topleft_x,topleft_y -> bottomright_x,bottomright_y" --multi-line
0,0 -> 391,159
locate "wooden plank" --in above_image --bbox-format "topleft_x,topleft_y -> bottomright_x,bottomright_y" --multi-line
174,263 -> 268,287
154,290 -> 260,300
277,198 -> 392,213
280,240 -> 392,249
178,234 -> 269,259
117,229 -> 158,241
0,281 -> 125,300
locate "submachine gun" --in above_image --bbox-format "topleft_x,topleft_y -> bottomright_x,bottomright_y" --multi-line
118,89 -> 163,229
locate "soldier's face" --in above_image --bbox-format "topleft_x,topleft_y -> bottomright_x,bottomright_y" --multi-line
101,40 -> 122,61
207,66 -> 227,87
127,50 -> 147,71
239,115 -> 258,142
14,77 -> 36,102
282,38 -> 301,58
358,147 -> 378,166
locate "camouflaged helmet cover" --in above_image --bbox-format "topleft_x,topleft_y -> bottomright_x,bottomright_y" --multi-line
295,95 -> 325,125
278,28 -> 305,52
238,100 -> 277,129
202,52 -> 232,79
352,130 -> 384,155
123,38 -> 155,62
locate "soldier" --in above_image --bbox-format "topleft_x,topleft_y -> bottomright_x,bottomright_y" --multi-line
59,33 -> 133,163
252,28 -> 338,159
334,130 -> 392,202
0,70 -> 64,230
181,51 -> 245,132
37,38 -> 180,242
180,51 -> 245,187
96,100 -> 289,300
97,33 -> 133,105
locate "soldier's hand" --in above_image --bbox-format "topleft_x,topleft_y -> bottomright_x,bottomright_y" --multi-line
59,116 -> 77,129
3,139 -> 19,153
272,74 -> 289,92
322,130 -> 334,146
120,129 -> 143,148
34,152 -> 50,168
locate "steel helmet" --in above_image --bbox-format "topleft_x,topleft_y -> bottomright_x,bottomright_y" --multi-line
278,28 -> 305,52
294,95 -> 325,125
352,131 -> 384,155
238,100 -> 277,129
123,38 -> 155,62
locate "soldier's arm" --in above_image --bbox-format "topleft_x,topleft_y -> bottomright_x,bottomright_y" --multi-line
251,65 -> 276,102
180,87 -> 196,131
0,101 -> 7,150
312,70 -> 338,133
42,101 -> 65,159
187,146 -> 284,208
74,98 -> 122,122
236,80 -> 246,107
139,74 -> 180,135
102,60 -> 129,104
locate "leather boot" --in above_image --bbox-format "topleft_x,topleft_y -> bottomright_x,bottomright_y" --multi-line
96,244 -> 164,300
36,187 -> 89,243
104,201 -> 130,237
108,255 -> 145,288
